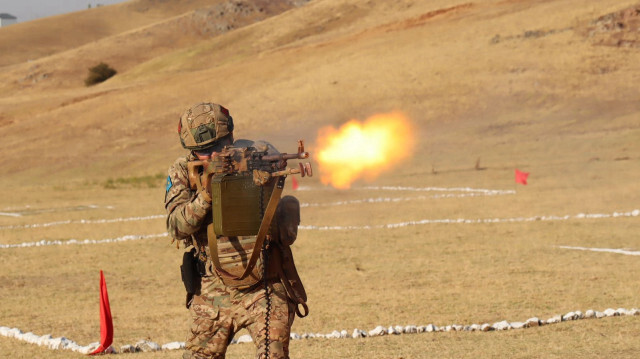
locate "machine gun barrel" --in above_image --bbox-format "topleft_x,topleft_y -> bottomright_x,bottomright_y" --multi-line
260,151 -> 309,162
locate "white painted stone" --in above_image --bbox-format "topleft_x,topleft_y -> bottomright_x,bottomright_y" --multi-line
327,330 -> 341,339
36,334 -> 52,346
562,312 -> 577,321
546,315 -> 561,324
575,311 -> 584,319
631,308 -> 639,316
161,342 -> 184,350
352,329 -> 366,338
481,323 -> 493,332
289,333 -> 301,340
426,324 -> 436,332
470,324 -> 481,331
84,342 -> 100,354
46,337 -> 64,350
604,308 -> 617,317
368,326 -> 387,336
120,344 -> 136,353
463,326 -> 472,331
622,309 -> 634,316
585,310 -> 595,318
315,333 -> 326,338
387,326 -> 400,335
340,330 -> 348,338
632,209 -> 639,216
595,311 -> 605,318
416,326 -> 426,333
404,325 -> 417,334
492,321 -> 511,331
393,326 -> 403,334
510,322 -> 526,329
525,318 -> 540,327
444,325 -> 452,332
452,325 -> 463,332
22,332 -> 38,344
616,308 -> 627,316
135,340 -> 161,352
59,337 -> 75,350
8,328 -> 22,338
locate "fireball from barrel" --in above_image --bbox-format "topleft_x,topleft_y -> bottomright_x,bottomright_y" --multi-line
315,112 -> 415,189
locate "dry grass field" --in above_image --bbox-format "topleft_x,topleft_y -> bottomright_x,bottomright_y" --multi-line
1,0 -> 639,358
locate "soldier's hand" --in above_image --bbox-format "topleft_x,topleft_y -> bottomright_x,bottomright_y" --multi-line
198,188 -> 212,204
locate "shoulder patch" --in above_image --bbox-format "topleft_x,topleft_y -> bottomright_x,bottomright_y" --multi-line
165,175 -> 173,193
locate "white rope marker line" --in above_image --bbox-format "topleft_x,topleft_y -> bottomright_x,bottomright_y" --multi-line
2,209 -> 638,249
300,192 -> 511,208
362,186 -> 515,195
0,212 -> 22,217
0,215 -> 165,230
559,246 -> 640,256
0,233 -> 169,249
0,194 -> 513,229
0,187 -> 514,230
299,209 -> 640,230
2,307 -> 638,354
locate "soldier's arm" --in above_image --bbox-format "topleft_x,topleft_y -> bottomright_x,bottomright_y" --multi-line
165,158 -> 211,240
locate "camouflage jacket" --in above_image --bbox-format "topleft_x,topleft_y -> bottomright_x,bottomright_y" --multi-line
165,152 -> 212,251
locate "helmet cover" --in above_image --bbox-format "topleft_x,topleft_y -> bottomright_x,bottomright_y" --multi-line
178,103 -> 234,150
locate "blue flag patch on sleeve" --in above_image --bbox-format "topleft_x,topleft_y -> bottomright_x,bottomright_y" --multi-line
165,175 -> 173,193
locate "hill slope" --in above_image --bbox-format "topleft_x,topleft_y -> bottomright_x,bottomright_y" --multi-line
0,0 -> 638,185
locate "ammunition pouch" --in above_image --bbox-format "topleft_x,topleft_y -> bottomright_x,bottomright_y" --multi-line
180,247 -> 205,309
208,231 -> 265,289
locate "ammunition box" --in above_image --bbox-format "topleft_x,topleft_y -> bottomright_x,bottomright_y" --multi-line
211,173 -> 274,236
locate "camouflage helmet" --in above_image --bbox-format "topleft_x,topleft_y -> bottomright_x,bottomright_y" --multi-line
178,103 -> 234,151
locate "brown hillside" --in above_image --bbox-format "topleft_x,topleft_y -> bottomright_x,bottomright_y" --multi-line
0,0 -> 300,68
0,0 -> 638,186
0,0 -> 309,94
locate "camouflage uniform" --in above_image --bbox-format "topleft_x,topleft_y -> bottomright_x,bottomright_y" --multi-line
165,152 -> 295,359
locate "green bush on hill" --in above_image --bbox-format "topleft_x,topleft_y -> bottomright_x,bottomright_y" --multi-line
84,62 -> 117,86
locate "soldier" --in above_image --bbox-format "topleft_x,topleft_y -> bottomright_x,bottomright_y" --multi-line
165,103 -> 307,359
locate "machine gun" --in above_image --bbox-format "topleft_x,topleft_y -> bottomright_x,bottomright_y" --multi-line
187,139 -> 312,193
187,139 -> 312,237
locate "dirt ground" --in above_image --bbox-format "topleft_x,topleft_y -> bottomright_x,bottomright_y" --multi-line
0,0 -> 639,358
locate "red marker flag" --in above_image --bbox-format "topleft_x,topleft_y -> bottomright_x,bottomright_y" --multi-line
515,169 -> 529,185
89,270 -> 113,355
291,176 -> 299,190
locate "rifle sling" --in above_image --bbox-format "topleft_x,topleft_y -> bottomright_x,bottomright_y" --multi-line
270,243 -> 309,318
208,176 -> 285,281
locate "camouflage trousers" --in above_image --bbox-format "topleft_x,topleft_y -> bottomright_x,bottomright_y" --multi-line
185,275 -> 294,359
